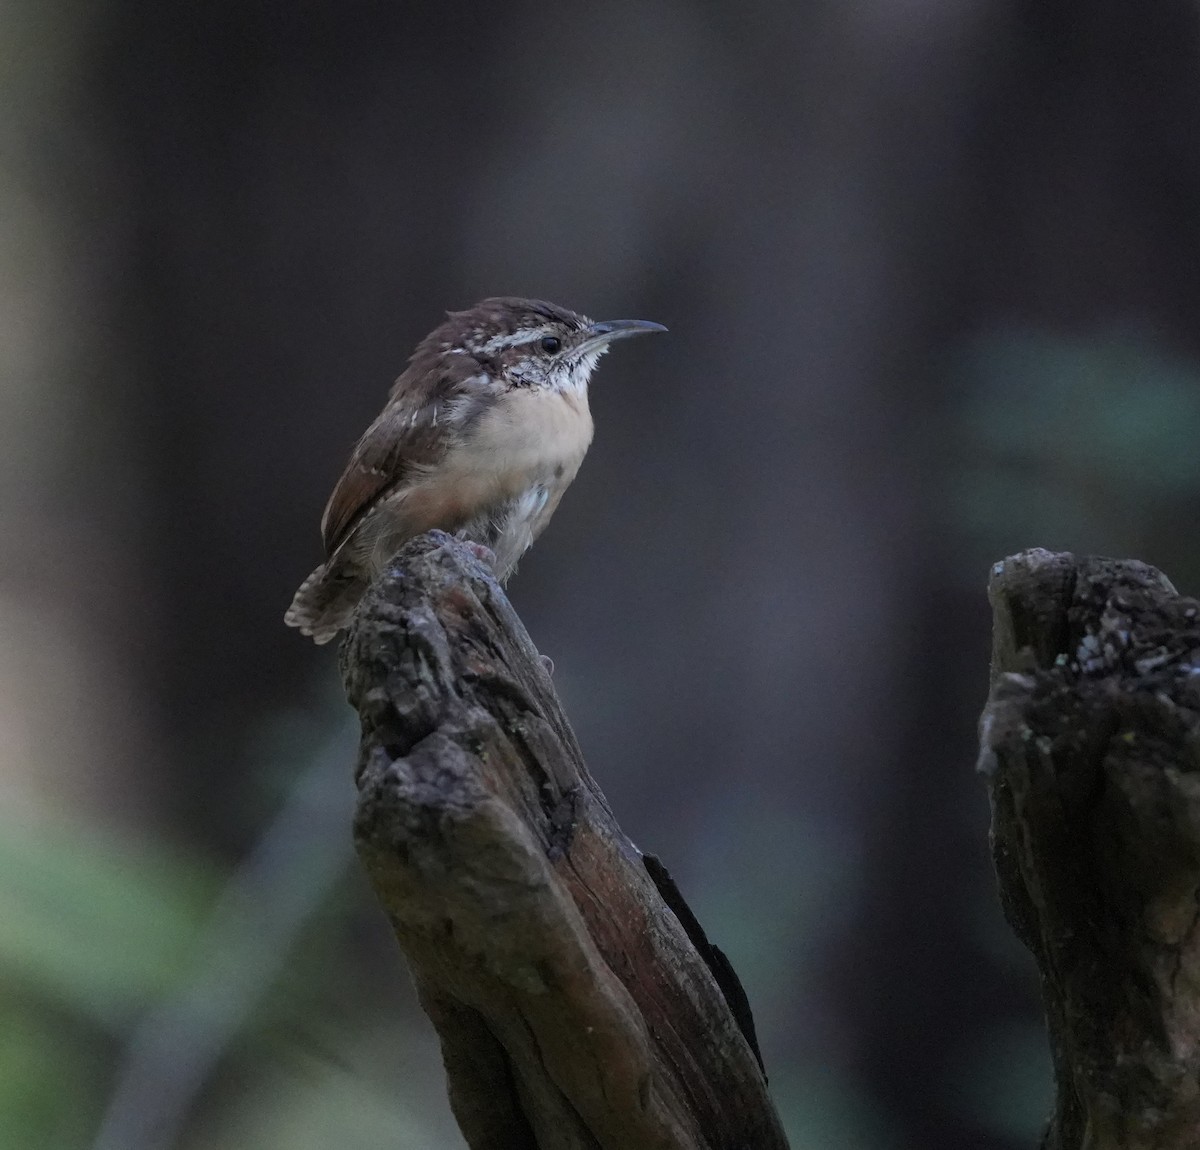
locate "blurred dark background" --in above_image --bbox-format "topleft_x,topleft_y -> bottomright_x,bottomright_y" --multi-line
6,1 -> 1200,1147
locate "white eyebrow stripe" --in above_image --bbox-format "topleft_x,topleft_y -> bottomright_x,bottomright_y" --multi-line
477,325 -> 557,354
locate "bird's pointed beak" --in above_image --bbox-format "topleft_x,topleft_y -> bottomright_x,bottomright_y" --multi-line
579,318 -> 667,354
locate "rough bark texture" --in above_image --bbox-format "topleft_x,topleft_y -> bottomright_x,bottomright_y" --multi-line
980,548 -> 1200,1150
340,531 -> 787,1150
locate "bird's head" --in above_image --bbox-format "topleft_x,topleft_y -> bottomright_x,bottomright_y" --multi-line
424,297 -> 666,394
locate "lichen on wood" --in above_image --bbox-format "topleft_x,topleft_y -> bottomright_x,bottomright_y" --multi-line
981,548 -> 1200,1150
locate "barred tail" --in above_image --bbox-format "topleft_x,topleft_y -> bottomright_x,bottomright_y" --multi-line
284,561 -> 369,645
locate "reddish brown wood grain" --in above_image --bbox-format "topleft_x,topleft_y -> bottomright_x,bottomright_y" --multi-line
341,531 -> 787,1150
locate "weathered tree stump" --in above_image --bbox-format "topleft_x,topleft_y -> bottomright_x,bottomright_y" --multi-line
980,548 -> 1200,1150
340,531 -> 787,1150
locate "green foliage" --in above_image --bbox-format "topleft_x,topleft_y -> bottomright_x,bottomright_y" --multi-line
0,774 -> 464,1149
0,999 -> 94,1150
189,1029 -> 464,1150
0,813 -> 212,1031
0,810 -> 214,1148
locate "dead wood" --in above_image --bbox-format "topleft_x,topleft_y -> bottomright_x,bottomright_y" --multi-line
341,531 -> 787,1150
981,548 -> 1200,1150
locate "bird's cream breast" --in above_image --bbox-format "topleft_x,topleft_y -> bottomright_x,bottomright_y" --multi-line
446,387 -> 593,498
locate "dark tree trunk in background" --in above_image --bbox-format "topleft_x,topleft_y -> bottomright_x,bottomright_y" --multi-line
101,2 -> 528,839
981,550 -> 1200,1149
970,2 -> 1200,340
342,533 -> 786,1150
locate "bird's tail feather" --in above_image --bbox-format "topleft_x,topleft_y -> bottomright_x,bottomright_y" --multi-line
284,562 -> 368,645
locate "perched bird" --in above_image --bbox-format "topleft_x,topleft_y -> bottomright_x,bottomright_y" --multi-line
286,296 -> 665,643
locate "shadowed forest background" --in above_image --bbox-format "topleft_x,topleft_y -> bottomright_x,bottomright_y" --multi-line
5,2 -> 1200,1148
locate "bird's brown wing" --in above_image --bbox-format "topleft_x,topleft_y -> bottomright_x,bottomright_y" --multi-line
320,363 -> 498,556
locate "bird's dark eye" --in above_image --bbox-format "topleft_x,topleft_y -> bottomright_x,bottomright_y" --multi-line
539,335 -> 561,354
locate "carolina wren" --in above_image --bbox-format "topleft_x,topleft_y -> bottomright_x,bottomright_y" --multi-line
286,296 -> 665,643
